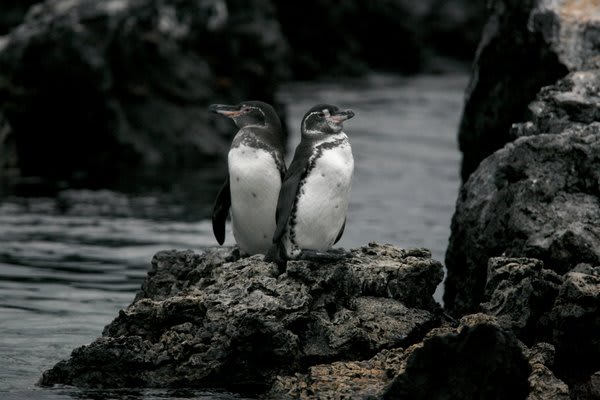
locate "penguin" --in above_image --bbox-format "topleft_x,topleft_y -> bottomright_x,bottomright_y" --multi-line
209,100 -> 286,255
266,104 -> 355,264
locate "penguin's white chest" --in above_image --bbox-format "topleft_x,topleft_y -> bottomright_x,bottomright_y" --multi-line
291,140 -> 354,251
228,145 -> 281,255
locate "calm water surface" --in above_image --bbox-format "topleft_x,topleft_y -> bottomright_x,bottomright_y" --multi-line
0,73 -> 467,399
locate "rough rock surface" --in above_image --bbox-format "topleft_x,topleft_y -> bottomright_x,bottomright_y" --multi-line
525,342 -> 570,400
458,0 -> 600,181
482,257 -> 600,391
445,70 -> 600,316
264,348 -> 406,399
550,264 -> 600,384
267,314 -> 567,400
40,243 -> 444,395
511,69 -> 600,137
0,0 -> 288,186
481,257 -> 562,344
383,320 -> 531,400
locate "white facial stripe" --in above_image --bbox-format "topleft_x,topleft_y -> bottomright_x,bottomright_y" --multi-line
302,111 -> 323,134
323,109 -> 330,117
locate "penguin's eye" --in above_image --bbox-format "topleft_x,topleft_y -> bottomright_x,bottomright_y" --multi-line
317,112 -> 324,117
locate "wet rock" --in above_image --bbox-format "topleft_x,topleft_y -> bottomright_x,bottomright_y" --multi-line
445,70 -> 600,315
40,243 -> 443,395
383,319 -> 531,400
267,313 -> 568,400
481,257 -> 562,344
525,343 -> 570,400
457,0 -> 600,181
551,264 -> 600,384
0,0 -> 288,186
265,348 -> 406,400
511,69 -> 600,137
481,257 -> 600,391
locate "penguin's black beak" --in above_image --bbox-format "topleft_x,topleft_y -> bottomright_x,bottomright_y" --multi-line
328,109 -> 355,124
209,104 -> 243,117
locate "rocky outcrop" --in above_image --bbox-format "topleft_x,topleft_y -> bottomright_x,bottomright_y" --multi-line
480,258 -> 562,344
383,320 -> 531,400
41,243 -> 589,397
445,69 -> 600,316
265,347 -> 406,399
525,342 -> 570,400
267,314 -> 568,400
0,0 -> 288,186
447,4 -> 600,390
481,257 -> 600,392
40,243 -> 444,395
458,0 -> 600,182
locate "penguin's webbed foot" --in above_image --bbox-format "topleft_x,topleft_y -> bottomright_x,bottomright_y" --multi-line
297,249 -> 352,263
327,247 -> 352,256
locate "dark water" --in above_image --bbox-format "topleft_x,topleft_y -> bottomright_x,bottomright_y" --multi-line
0,73 -> 467,399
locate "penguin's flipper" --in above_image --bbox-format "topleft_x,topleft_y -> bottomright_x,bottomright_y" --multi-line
272,141 -> 312,243
212,177 -> 231,245
334,218 -> 346,244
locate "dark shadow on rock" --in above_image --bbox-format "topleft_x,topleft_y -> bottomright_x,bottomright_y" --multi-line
384,323 -> 530,400
458,1 -> 568,181
481,257 -> 600,393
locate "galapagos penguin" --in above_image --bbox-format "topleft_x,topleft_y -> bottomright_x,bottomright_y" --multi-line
209,100 -> 286,255
266,104 -> 354,264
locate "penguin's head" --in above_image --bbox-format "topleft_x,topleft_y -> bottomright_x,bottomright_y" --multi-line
209,101 -> 281,130
302,104 -> 355,136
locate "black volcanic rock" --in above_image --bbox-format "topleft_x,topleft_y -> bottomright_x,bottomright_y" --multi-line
481,257 -> 562,344
481,257 -> 600,392
525,342 -> 570,400
262,314 -> 568,400
384,322 -> 531,400
0,0 -> 288,187
457,0 -> 600,182
550,264 -> 600,385
445,69 -> 600,316
40,243 -> 444,395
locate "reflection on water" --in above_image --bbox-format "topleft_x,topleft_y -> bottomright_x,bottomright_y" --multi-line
0,73 -> 466,399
